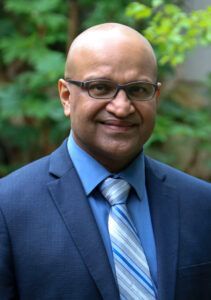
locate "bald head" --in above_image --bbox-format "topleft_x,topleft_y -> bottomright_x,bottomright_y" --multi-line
59,23 -> 160,171
64,23 -> 157,80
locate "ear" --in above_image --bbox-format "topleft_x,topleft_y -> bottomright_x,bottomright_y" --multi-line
155,82 -> 161,106
58,79 -> 71,117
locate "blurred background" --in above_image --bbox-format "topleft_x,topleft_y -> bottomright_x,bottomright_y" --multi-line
0,0 -> 211,180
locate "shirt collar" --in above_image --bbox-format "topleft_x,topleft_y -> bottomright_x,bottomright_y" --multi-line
67,132 -> 146,200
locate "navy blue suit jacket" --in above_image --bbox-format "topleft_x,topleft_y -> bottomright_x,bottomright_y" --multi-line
0,140 -> 211,300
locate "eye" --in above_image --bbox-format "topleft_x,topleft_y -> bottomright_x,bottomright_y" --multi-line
88,81 -> 115,97
127,83 -> 153,99
129,84 -> 147,94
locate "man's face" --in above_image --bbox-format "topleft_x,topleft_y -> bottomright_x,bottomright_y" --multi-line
59,32 -> 160,172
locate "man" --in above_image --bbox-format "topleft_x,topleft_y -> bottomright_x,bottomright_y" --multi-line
0,23 -> 211,300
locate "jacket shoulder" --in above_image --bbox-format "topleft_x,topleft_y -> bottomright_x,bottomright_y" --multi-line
145,156 -> 211,193
0,140 -> 71,204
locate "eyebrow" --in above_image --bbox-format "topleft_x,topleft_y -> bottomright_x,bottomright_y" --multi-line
83,76 -> 112,81
82,77 -> 157,84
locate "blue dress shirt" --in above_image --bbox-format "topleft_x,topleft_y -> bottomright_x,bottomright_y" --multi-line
67,133 -> 157,286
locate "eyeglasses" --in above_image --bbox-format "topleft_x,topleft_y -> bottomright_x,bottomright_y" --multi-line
65,79 -> 161,101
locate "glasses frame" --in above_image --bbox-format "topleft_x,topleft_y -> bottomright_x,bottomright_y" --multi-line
65,79 -> 161,101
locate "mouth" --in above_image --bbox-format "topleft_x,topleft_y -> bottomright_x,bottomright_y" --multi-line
99,119 -> 138,132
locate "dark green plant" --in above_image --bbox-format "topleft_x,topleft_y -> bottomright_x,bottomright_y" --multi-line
126,1 -> 211,178
0,0 -> 211,179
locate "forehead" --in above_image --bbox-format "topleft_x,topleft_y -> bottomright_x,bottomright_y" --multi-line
67,29 -> 157,82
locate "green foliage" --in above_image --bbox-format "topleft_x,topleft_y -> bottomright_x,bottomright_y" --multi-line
147,102 -> 211,146
0,0 -> 69,175
126,1 -> 211,67
81,0 -> 133,28
126,1 -> 211,178
0,0 -> 211,179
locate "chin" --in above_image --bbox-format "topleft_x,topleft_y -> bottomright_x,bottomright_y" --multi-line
111,141 -> 141,155
103,144 -> 141,162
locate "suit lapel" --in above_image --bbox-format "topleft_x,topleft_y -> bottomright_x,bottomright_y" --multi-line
46,142 -> 179,299
145,157 -> 179,300
47,142 -> 119,300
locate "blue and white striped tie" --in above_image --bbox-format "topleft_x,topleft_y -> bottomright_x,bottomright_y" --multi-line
100,177 -> 156,300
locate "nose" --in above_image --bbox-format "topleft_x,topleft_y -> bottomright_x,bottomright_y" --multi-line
105,89 -> 135,118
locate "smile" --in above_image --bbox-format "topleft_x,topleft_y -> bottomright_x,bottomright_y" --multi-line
100,120 -> 138,132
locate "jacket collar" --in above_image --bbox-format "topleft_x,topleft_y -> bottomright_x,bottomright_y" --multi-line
48,142 -> 179,300
48,140 -> 119,300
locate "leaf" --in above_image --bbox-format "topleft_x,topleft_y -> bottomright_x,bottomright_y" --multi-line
5,0 -> 61,14
152,0 -> 163,8
126,2 -> 152,20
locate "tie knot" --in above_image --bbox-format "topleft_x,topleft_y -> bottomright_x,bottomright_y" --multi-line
100,177 -> 130,206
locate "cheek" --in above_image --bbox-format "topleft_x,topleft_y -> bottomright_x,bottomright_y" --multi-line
69,95 -> 87,124
69,97 -> 104,132
136,101 -> 157,124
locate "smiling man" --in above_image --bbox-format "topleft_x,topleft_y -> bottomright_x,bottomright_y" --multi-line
59,24 -> 160,172
0,23 -> 211,300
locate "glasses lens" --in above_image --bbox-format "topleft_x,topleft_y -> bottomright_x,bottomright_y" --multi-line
126,82 -> 155,100
87,81 -> 116,99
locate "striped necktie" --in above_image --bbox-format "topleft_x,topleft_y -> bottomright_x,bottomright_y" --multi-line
100,177 -> 156,300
